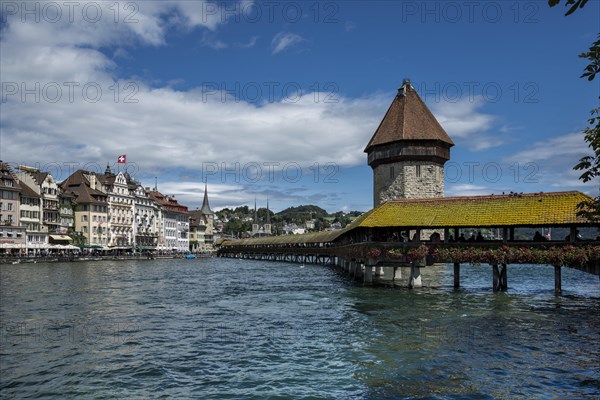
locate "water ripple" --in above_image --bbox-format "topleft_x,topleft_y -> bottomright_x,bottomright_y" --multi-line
1,259 -> 599,399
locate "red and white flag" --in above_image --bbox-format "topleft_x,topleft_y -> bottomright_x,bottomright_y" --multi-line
117,155 -> 127,164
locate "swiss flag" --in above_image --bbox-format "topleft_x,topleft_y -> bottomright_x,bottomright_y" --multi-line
117,155 -> 127,164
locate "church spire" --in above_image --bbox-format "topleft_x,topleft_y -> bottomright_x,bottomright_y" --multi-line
266,196 -> 270,224
254,197 -> 258,224
200,179 -> 214,215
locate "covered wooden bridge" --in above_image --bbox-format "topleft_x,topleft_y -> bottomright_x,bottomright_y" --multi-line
218,191 -> 600,293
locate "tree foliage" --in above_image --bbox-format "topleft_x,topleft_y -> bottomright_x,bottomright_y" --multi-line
549,0 -> 600,222
548,0 -> 589,16
578,34 -> 600,81
574,106 -> 600,221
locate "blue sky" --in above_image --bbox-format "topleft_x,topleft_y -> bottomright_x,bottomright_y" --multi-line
1,0 -> 598,212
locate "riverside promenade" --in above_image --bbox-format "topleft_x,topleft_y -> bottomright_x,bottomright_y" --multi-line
0,253 -> 214,265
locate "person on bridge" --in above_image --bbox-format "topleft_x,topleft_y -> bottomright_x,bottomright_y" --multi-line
533,231 -> 547,242
430,232 -> 441,243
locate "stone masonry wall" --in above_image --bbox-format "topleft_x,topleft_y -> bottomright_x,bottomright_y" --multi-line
373,161 -> 445,206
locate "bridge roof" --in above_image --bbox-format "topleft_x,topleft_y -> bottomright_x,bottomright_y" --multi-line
219,191 -> 596,247
356,191 -> 594,228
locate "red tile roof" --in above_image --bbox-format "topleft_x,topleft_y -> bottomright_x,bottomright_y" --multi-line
364,81 -> 454,152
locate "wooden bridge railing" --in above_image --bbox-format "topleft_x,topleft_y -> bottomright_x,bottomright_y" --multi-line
218,241 -> 600,277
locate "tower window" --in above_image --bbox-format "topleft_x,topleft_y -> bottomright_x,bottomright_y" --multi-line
416,165 -> 422,178
390,166 -> 394,179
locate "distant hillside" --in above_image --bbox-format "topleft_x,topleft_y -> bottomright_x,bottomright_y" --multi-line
277,205 -> 328,220
215,204 -> 364,236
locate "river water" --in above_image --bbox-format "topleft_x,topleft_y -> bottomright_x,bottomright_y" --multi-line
1,258 -> 599,399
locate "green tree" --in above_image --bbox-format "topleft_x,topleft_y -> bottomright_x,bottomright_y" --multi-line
549,0 -> 600,221
574,105 -> 600,222
224,219 -> 251,237
548,0 -> 589,16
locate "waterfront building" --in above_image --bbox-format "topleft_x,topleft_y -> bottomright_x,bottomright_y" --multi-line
133,185 -> 160,251
60,170 -> 109,247
17,167 -> 61,234
17,178 -> 47,252
189,183 -> 215,252
0,224 -> 26,255
281,223 -> 305,235
148,190 -> 189,252
0,161 -> 21,227
98,168 -> 135,248
58,191 -> 75,234
365,79 -> 454,207
0,161 -> 26,254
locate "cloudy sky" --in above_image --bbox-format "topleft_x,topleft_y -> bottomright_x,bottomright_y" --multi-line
1,0 -> 598,212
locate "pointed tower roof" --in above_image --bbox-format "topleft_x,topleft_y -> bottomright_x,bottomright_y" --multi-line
200,180 -> 214,215
254,197 -> 258,224
364,80 -> 454,152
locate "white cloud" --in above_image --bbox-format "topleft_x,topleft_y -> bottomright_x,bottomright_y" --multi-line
157,181 -> 245,208
171,0 -> 227,31
113,48 -> 130,60
429,97 -> 507,152
0,1 -> 231,49
505,132 -> 597,195
271,32 -> 305,54
508,132 -> 589,163
445,184 -> 495,197
433,97 -> 495,139
200,31 -> 228,49
0,7 -> 384,170
468,136 -> 506,151
0,8 -> 386,172
239,36 -> 259,48
0,87 -> 386,170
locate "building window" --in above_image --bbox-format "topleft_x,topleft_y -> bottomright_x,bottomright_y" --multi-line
416,165 -> 422,178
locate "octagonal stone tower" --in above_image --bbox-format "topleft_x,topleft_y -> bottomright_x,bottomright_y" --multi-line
365,80 -> 454,207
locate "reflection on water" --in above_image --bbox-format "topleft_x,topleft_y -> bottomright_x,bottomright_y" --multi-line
1,259 -> 599,399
